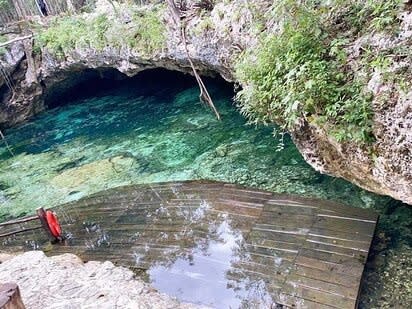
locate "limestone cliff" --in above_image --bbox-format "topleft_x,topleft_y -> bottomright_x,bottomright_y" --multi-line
0,0 -> 411,205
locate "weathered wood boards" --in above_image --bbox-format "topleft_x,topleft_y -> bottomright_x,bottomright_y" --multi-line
0,208 -> 61,241
0,180 -> 378,308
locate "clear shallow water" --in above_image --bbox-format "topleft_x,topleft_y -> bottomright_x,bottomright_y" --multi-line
0,69 -> 411,307
0,70 -> 388,219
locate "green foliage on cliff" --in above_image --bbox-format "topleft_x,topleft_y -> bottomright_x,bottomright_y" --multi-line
0,35 -> 7,56
344,0 -> 402,33
235,0 -> 402,143
35,4 -> 166,57
0,0 -> 10,9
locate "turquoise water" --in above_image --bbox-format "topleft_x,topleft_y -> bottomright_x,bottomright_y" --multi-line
0,69 -> 411,307
0,70 -> 388,219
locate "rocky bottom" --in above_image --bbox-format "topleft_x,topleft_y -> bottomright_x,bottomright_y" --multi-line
0,251 -> 201,309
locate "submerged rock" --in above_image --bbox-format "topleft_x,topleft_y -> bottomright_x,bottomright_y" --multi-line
360,244 -> 412,308
0,251 -> 202,309
52,156 -> 136,190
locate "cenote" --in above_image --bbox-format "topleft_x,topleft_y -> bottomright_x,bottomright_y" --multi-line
1,69 -> 411,308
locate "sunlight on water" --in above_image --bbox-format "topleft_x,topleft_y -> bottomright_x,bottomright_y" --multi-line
0,70 -> 387,219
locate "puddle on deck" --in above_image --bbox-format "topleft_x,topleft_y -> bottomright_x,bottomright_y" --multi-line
0,181 -> 378,308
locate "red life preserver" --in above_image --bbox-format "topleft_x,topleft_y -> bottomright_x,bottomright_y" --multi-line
45,210 -> 62,238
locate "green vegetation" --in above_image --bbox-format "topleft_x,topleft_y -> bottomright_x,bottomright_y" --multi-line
35,4 -> 166,57
0,0 -> 10,9
0,35 -> 7,56
235,0 -> 402,143
192,16 -> 215,36
343,0 -> 402,34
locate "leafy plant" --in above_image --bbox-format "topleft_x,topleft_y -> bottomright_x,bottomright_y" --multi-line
0,0 -> 10,9
35,3 -> 166,57
340,0 -> 402,34
366,0 -> 402,31
0,35 -> 7,56
235,1 -> 375,143
129,6 -> 166,54
36,16 -> 88,57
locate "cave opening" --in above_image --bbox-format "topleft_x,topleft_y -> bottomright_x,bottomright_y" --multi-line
43,68 -> 232,111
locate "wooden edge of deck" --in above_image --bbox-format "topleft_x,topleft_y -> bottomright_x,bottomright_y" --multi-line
354,215 -> 380,309
0,180 -> 380,308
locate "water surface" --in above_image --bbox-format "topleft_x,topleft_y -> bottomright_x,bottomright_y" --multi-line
0,69 -> 388,218
0,69 -> 411,308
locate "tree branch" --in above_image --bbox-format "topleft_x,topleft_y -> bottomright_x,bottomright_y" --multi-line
0,35 -> 33,48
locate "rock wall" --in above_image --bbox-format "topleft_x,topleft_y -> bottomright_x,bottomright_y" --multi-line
0,0 -> 411,205
290,11 -> 412,205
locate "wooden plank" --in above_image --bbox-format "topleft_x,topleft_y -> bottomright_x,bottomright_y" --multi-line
218,198 -> 265,209
308,227 -> 372,243
248,229 -> 307,245
270,193 -> 377,220
214,201 -> 263,217
305,234 -> 370,252
295,255 -> 364,278
255,214 -> 315,228
234,261 -> 288,286
247,239 -> 303,253
254,224 -> 312,234
302,241 -> 368,262
281,282 -> 357,308
262,203 -> 318,216
315,200 -> 379,221
245,252 -> 295,268
219,192 -> 271,203
0,226 -> 43,238
245,245 -> 299,262
299,248 -> 366,267
248,233 -> 304,250
0,181 -> 378,309
314,215 -> 376,236
0,215 -> 38,227
287,274 -> 357,299
294,264 -> 360,289
268,286 -> 336,309
317,208 -> 378,222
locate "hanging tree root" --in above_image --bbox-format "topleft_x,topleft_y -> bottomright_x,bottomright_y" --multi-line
166,0 -> 220,120
0,130 -> 14,156
181,27 -> 220,120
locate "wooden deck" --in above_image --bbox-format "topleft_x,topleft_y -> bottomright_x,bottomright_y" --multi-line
0,180 -> 378,308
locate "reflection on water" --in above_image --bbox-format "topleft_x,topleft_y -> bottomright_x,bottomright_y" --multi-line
0,181 -> 376,308
148,218 -> 271,308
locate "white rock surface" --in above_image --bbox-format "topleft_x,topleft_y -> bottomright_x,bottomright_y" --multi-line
0,251 -> 202,309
